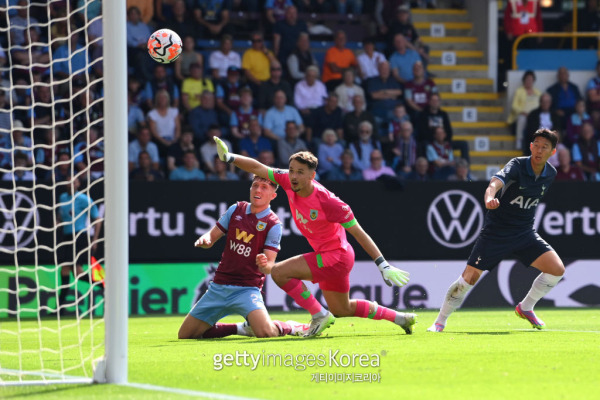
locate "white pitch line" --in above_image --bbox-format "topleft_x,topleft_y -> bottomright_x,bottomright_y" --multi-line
513,329 -> 600,334
121,382 -> 266,400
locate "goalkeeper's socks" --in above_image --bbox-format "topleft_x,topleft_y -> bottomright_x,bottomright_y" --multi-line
281,279 -> 325,317
436,276 -> 473,326
520,272 -> 563,311
353,299 -> 396,322
202,323 -> 237,338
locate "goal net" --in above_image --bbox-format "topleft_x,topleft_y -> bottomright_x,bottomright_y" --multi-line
0,0 -> 126,385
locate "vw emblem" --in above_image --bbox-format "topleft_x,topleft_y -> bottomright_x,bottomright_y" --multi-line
0,191 -> 39,251
427,190 -> 483,249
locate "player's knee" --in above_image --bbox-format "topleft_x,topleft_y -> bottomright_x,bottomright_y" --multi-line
177,328 -> 191,339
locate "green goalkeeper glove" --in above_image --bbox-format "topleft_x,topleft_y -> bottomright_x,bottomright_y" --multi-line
375,256 -> 410,287
214,136 -> 235,163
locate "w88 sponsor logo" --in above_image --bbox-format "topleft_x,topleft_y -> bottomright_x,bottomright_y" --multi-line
230,240 -> 252,257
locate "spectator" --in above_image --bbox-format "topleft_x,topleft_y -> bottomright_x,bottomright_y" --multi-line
169,150 -> 206,180
182,63 -> 215,112
335,69 -> 365,114
12,27 -> 50,75
200,125 -> 232,173
148,89 -> 181,157
53,28 -> 90,82
416,93 -> 453,148
388,5 -> 429,71
523,92 -> 562,154
1,121 -> 33,168
73,127 -> 104,181
175,35 -> 205,83
239,117 -> 273,158
391,120 -> 418,179
71,89 -> 103,138
565,99 -> 592,147
127,0 -> 154,24
242,31 -> 278,88
34,128 -> 69,178
0,91 -> 10,134
321,30 -> 358,92
555,147 -> 585,181
130,150 -> 165,181
388,103 -> 410,143
547,130 -> 568,168
447,158 -> 475,181
192,0 -> 232,38
265,0 -> 294,25
572,122 -> 600,181
337,0 -> 362,14
365,61 -> 403,125
586,61 -> 600,130
277,121 -> 308,166
326,149 -> 363,181
9,0 -> 40,46
309,92 -> 344,145
231,87 -> 263,139
342,94 -> 377,144
350,121 -> 382,171
317,129 -> 344,177
357,38 -> 386,81
209,34 -> 242,80
406,156 -> 430,181
263,90 -> 304,140
128,127 -> 160,172
128,90 -> 147,136
126,6 -> 153,82
426,126 -> 456,180
258,61 -> 293,111
167,129 -> 196,173
258,149 -> 277,167
32,85 -> 56,128
216,66 -> 244,122
504,0 -> 543,42
508,70 -> 541,150
374,0 -> 406,37
546,66 -> 581,119
208,155 -> 240,180
404,61 -> 437,116
143,64 -> 180,110
45,151 -> 72,182
188,91 -> 219,145
363,149 -> 395,181
294,65 -> 328,122
273,6 -> 308,67
287,32 -> 318,83
166,1 -> 201,41
389,33 -> 422,84
2,152 -> 34,182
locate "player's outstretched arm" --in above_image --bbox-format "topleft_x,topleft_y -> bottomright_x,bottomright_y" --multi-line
346,222 -> 410,287
213,136 -> 269,179
256,250 -> 277,275
194,226 -> 224,249
484,177 -> 504,210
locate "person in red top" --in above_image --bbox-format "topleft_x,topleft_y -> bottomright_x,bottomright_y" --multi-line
504,0 -> 543,40
322,30 -> 358,92
214,137 -> 416,337
555,147 -> 585,181
178,176 -> 308,339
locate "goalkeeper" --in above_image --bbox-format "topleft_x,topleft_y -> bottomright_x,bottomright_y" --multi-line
214,137 -> 417,337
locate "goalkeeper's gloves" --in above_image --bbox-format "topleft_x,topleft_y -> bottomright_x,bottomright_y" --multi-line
375,256 -> 410,287
214,136 -> 235,163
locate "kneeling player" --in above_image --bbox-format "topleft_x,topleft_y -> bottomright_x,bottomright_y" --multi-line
178,176 -> 308,339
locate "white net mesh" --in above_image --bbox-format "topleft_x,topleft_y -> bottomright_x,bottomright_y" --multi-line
0,0 -> 105,384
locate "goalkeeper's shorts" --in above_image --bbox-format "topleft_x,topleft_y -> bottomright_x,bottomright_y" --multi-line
189,282 -> 266,326
303,244 -> 355,293
57,232 -> 90,268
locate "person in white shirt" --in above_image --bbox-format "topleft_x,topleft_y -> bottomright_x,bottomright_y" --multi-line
357,39 -> 386,81
209,34 -> 242,80
293,65 -> 328,119
335,68 -> 365,114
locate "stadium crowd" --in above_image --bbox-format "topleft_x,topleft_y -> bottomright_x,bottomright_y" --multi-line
0,0 -> 598,184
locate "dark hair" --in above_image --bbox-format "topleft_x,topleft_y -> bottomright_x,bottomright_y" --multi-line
522,70 -> 536,83
532,128 -> 558,149
289,151 -> 318,170
252,174 -> 278,190
208,124 -> 220,131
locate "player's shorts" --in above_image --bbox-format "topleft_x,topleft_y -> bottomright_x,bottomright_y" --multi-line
189,282 -> 266,326
303,245 -> 355,293
57,232 -> 90,268
467,228 -> 554,271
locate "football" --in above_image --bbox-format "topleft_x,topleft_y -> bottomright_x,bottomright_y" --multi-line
147,29 -> 183,64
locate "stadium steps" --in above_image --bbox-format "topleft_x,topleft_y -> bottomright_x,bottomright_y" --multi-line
411,5 -> 514,180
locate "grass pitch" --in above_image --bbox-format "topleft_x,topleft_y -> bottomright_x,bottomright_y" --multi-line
1,309 -> 599,400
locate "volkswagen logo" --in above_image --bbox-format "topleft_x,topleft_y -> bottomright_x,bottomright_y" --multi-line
0,191 -> 39,251
427,190 -> 483,249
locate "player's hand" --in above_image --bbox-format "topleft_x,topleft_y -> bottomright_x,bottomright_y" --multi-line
485,198 -> 500,210
194,236 -> 212,248
214,136 -> 235,163
256,253 -> 271,274
377,262 -> 410,287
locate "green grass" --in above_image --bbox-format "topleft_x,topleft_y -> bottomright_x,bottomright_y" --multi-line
1,309 -> 600,400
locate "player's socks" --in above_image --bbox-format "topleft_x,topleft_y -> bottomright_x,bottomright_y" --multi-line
273,320 -> 292,336
435,276 -> 473,326
281,279 -> 326,317
520,272 -> 563,311
353,299 -> 396,322
236,321 -> 254,337
202,323 -> 238,338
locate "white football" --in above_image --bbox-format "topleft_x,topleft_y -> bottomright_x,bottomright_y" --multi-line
147,29 -> 183,64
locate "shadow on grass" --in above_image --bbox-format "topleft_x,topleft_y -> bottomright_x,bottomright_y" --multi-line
446,331 -> 512,335
2,384 -> 89,398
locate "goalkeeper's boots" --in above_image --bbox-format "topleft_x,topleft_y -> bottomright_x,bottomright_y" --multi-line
395,312 -> 417,334
286,320 -> 311,336
426,323 -> 445,332
304,311 -> 335,337
515,303 -> 545,330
